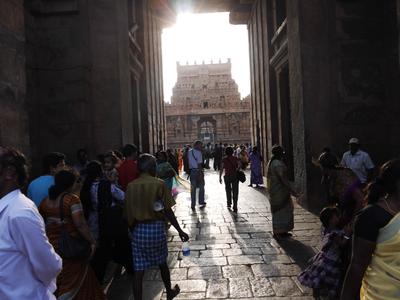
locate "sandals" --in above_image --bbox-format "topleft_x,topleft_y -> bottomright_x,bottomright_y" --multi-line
167,284 -> 180,300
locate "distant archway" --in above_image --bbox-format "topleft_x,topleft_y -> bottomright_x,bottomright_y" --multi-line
197,116 -> 217,145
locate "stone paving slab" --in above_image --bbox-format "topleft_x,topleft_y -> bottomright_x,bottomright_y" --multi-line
108,170 -> 321,299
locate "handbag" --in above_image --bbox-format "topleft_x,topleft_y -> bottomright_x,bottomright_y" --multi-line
226,157 -> 246,183
58,193 -> 91,259
237,170 -> 246,183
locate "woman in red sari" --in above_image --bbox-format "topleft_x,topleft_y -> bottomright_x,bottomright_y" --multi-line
39,170 -> 105,300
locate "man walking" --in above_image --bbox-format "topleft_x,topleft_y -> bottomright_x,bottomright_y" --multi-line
341,138 -> 375,185
183,145 -> 191,175
0,148 -> 62,299
213,143 -> 223,171
189,141 -> 206,210
124,154 -> 189,300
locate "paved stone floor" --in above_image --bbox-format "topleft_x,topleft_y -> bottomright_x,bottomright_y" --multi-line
108,170 -> 321,299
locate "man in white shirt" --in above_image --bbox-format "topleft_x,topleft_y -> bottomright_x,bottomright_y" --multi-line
188,141 -> 206,210
341,138 -> 375,184
0,148 -> 62,300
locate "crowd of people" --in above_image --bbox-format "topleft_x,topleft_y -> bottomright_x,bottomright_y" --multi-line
0,136 -> 399,300
297,138 -> 400,300
179,142 -> 263,213
0,145 -> 188,300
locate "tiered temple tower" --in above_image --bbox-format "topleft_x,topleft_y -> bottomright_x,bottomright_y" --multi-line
165,59 -> 251,148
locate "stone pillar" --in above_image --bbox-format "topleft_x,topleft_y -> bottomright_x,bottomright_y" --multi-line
0,0 -> 30,153
286,0 -> 336,207
398,0 -> 400,66
87,0 -> 129,153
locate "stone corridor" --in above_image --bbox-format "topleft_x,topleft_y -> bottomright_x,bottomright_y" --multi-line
108,170 -> 321,299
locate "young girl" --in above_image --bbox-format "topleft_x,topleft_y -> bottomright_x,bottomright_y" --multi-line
298,207 -> 350,299
103,151 -> 119,184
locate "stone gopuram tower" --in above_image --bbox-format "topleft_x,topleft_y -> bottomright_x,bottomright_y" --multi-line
165,59 -> 251,148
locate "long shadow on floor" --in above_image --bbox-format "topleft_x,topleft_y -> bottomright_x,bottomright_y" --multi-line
275,238 -> 316,270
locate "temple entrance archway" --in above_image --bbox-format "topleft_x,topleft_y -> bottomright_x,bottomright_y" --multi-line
197,117 -> 217,145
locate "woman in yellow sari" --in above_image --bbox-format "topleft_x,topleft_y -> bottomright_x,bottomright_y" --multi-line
341,160 -> 400,300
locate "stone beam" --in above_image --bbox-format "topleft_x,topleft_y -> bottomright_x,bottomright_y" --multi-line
25,0 -> 79,14
150,0 -> 177,28
186,0 -> 239,13
150,0 -> 254,27
230,10 -> 251,25
398,0 -> 400,66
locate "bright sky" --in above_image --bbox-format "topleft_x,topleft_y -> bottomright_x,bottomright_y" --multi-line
162,12 -> 250,103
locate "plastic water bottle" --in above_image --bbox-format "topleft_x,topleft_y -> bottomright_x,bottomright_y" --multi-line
182,242 -> 190,257
153,199 -> 164,212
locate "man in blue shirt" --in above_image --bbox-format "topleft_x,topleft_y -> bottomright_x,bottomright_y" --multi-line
188,141 -> 206,210
27,152 -> 66,206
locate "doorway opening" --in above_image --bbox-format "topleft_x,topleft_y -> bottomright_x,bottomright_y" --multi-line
199,120 -> 215,144
161,12 -> 251,149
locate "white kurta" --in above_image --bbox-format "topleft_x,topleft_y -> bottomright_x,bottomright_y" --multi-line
0,189 -> 62,300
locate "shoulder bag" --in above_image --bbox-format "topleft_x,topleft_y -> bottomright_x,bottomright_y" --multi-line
58,193 -> 91,259
226,157 -> 246,183
191,150 -> 205,185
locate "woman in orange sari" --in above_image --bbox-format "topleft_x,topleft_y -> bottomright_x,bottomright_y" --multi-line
177,148 -> 183,173
39,170 -> 105,300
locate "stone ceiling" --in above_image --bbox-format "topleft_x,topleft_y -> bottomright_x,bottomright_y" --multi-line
151,0 -> 255,26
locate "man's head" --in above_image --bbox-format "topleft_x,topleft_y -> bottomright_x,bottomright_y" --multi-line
271,145 -> 284,159
156,151 -> 168,163
138,154 -> 157,177
193,140 -> 203,151
43,152 -> 66,176
225,146 -> 234,156
348,138 -> 360,155
158,144 -> 163,152
76,148 -> 88,164
122,144 -> 138,160
0,148 -> 29,194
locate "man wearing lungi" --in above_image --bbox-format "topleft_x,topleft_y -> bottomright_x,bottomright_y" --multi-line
124,154 -> 189,300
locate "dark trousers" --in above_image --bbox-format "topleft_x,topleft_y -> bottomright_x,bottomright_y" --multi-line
190,169 -> 205,207
91,233 -> 133,282
91,208 -> 133,282
214,158 -> 221,170
224,175 -> 239,208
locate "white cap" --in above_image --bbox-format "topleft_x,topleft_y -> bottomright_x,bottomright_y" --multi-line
349,138 -> 360,144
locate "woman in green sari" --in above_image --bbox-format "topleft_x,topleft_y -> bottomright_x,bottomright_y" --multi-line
156,151 -> 176,191
267,145 -> 298,238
